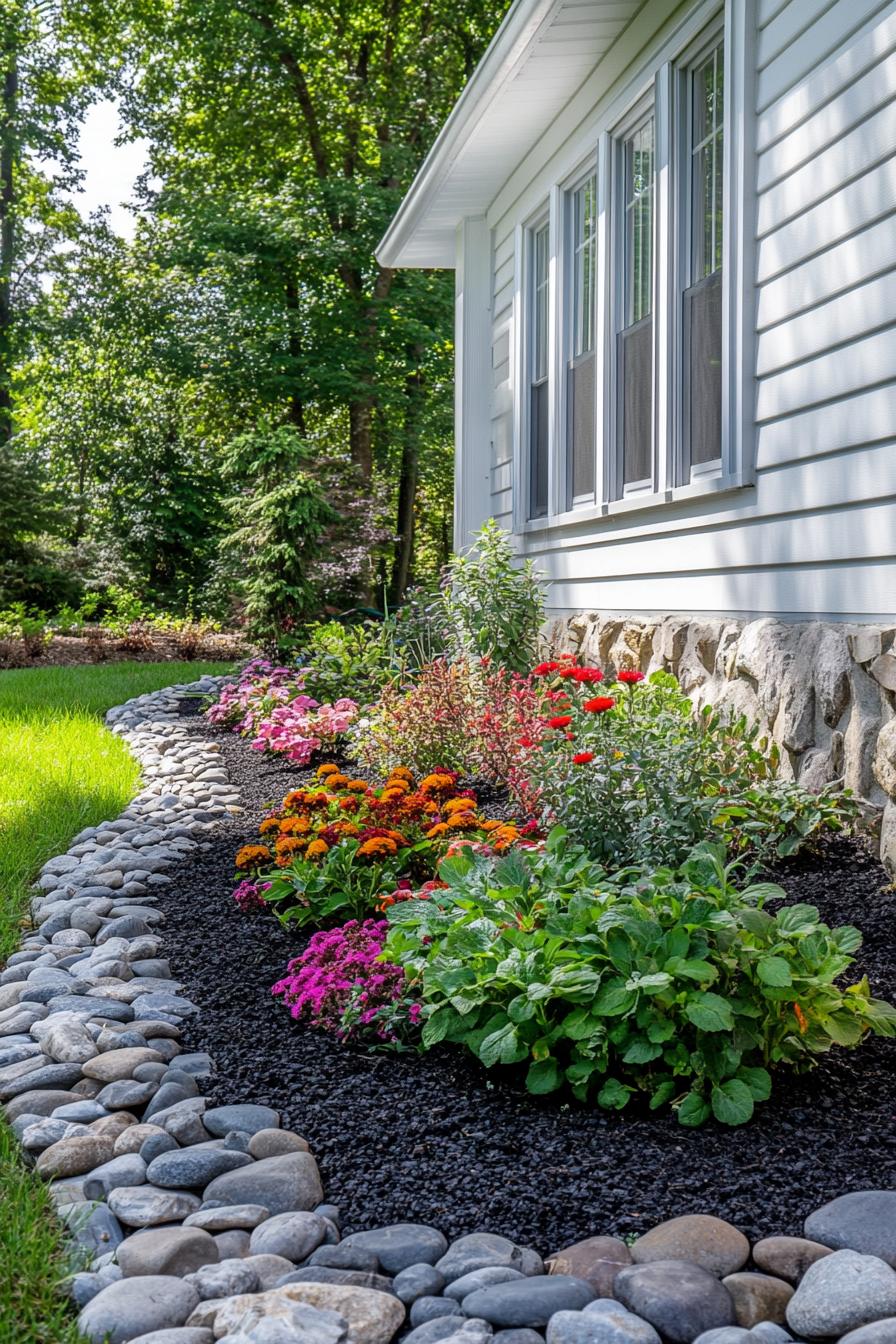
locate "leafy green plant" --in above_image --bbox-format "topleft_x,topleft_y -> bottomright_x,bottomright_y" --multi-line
259,839 -> 415,928
441,520 -> 544,674
300,619 -> 400,708
384,832 -> 896,1125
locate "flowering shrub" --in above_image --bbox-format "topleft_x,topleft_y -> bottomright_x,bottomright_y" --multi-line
271,919 -> 419,1047
234,762 -> 530,926
514,660 -> 856,868
357,657 -> 548,782
383,833 -> 896,1123
206,659 -> 358,765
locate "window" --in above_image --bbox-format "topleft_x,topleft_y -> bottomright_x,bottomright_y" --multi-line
683,39 -> 724,474
529,220 -> 550,518
567,173 -> 597,502
617,112 -> 655,494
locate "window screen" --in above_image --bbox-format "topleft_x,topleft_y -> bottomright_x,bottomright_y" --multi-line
619,114 -> 654,490
567,174 -> 597,501
529,222 -> 550,518
684,41 -> 724,470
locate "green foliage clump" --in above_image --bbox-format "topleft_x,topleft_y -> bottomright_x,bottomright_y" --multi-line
385,833 -> 896,1125
299,619 -> 400,708
442,520 -> 545,674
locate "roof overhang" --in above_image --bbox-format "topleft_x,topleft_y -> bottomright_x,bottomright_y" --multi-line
376,0 -> 643,269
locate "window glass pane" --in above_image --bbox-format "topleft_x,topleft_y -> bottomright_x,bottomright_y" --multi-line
618,113 -> 654,490
685,269 -> 723,465
530,221 -> 550,517
624,116 -> 654,328
573,174 -> 597,357
691,43 -> 724,279
533,223 -> 549,381
530,381 -> 549,517
569,353 -> 595,497
620,319 -> 652,485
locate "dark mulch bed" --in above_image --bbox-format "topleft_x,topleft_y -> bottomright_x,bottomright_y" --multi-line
159,699 -> 896,1253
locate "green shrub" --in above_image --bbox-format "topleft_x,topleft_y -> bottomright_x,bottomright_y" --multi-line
385,832 -> 896,1125
441,520 -> 544,674
259,840 -> 412,929
529,668 -> 857,869
299,619 -> 400,708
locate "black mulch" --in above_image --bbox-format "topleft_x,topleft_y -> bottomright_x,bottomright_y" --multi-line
160,698 -> 896,1253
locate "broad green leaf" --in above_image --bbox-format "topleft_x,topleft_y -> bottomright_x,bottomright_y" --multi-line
776,903 -> 820,933
623,1038 -> 663,1064
737,1065 -> 771,1101
649,1079 -> 678,1110
526,1057 -> 562,1094
593,983 -> 638,1017
757,956 -> 793,988
597,1077 -> 633,1111
677,1092 -> 711,1127
478,1022 -> 529,1068
684,992 -> 735,1032
711,1078 -> 755,1125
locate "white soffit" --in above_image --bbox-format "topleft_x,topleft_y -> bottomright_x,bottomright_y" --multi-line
377,0 -> 645,269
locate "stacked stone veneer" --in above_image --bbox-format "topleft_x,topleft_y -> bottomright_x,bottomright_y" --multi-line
545,614 -> 896,873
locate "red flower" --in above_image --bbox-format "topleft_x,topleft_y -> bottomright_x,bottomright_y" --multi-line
548,715 -> 572,729
573,750 -> 595,765
533,661 -> 559,677
573,667 -> 604,683
617,669 -> 645,684
583,696 -> 616,714
558,666 -> 580,678
518,735 -> 535,749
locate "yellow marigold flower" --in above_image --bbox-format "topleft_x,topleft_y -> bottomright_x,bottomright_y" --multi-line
358,837 -> 398,858
443,797 -> 476,816
481,819 -> 502,832
278,815 -> 311,835
235,844 -> 272,870
384,777 -> 411,795
316,763 -> 340,778
347,779 -> 369,793
425,822 -> 450,839
258,818 -> 280,836
389,766 -> 414,783
274,835 -> 306,859
306,839 -> 330,858
421,773 -> 457,797
424,801 -> 439,815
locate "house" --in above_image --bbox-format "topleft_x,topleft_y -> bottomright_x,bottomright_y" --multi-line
377,0 -> 896,863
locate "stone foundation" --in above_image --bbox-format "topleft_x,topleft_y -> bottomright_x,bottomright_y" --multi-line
545,614 -> 896,873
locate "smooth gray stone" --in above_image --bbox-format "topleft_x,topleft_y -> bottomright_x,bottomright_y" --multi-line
547,1305 -> 662,1344
21,1117 -> 93,1150
446,1268 -> 527,1301
202,1152 -> 323,1217
411,1297 -> 464,1327
463,1278 -> 596,1329
839,1322 -> 896,1344
147,1038 -> 182,1063
77,1275 -> 200,1343
97,1028 -> 150,1051
202,1104 -> 279,1137
805,1192 -> 896,1266
308,1243 -> 381,1272
184,1204 -> 270,1233
436,1234 -> 531,1284
95,1078 -> 159,1109
747,1327 -> 791,1344
277,1267 -> 396,1293
82,1154 -> 148,1200
97,915 -> 152,944
786,1250 -> 896,1338
183,1257 -> 260,1301
691,1331 -> 753,1344
5,1087 -> 83,1120
403,1318 -> 494,1344
143,1082 -> 194,1119
115,1330 -> 214,1344
0,1061 -> 85,1100
53,1100 -> 108,1122
248,1210 -> 326,1261
140,1133 -> 179,1165
614,1262 -> 736,1344
70,1271 -> 108,1308
107,1184 -> 202,1228
494,1332 -> 544,1344
117,1225 -> 219,1278
47,995 -> 134,1022
147,1148 -> 254,1189
133,993 -> 197,1019
342,1223 -> 448,1274
134,1063 -> 170,1083
60,1200 -> 125,1256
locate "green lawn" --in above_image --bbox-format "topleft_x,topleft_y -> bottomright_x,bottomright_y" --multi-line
0,660 -> 233,1343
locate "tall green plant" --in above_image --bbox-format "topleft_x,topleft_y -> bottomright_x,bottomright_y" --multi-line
222,425 -> 335,647
442,520 -> 545,674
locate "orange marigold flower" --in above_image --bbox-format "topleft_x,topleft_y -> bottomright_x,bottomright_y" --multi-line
384,777 -> 411,794
338,796 -> 360,813
278,815 -> 311,835
389,766 -> 414,783
258,817 -> 280,835
379,788 -> 406,804
304,792 -> 331,809
347,779 -> 370,793
446,812 -> 478,830
421,773 -> 457,797
481,819 -> 502,832
358,837 -> 398,858
235,844 -> 272,870
333,821 -> 360,837
306,839 -> 330,858
326,773 -> 350,790
282,790 -> 306,810
424,801 -> 439,815
316,764 -> 340,778
274,836 -> 306,862
444,797 -> 475,817
425,822 -> 450,839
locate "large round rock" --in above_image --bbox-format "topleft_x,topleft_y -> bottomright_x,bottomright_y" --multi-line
117,1226 -> 219,1278
751,1236 -> 833,1284
210,1281 -> 406,1344
202,1103 -> 280,1137
720,1272 -> 793,1327
547,1237 -> 632,1298
786,1250 -> 896,1338
805,1192 -> 896,1266
341,1224 -> 449,1273
630,1216 -> 749,1278
614,1261 -> 736,1343
461,1276 -> 595,1327
549,1302 -> 661,1344
202,1151 -> 323,1215
77,1275 -> 200,1343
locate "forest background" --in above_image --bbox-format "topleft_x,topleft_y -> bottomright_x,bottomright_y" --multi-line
0,0 -> 509,640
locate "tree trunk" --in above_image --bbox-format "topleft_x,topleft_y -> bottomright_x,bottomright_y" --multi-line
389,347 -> 425,605
348,397 -> 374,482
0,52 -> 18,445
284,276 -> 307,436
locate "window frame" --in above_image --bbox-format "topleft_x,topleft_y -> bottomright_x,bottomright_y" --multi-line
522,209 -> 552,522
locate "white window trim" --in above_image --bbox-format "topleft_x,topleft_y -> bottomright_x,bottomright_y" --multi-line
512,206 -> 551,530
511,0 -> 757,536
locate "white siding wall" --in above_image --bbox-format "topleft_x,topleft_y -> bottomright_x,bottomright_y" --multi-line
479,0 -> 896,620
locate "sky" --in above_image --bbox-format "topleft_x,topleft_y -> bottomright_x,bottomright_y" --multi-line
75,98 -> 149,238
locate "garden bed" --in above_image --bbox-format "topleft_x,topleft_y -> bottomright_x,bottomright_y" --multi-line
160,699 -> 896,1250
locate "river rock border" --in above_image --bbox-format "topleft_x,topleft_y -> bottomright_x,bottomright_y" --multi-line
545,614 -> 896,873
3,680 -> 896,1344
